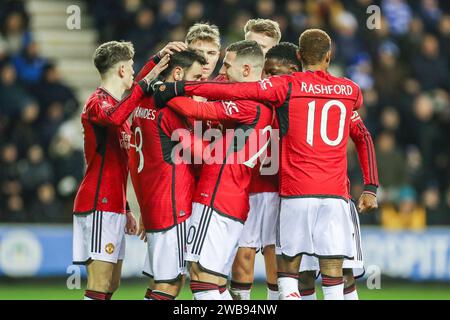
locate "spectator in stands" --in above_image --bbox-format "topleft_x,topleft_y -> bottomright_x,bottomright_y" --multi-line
412,34 -> 449,91
0,62 -> 34,117
0,8 -> 31,56
9,101 -> 40,155
30,63 -> 78,120
12,40 -> 47,84
438,15 -> 450,68
381,186 -> 426,230
19,144 -> 54,196
376,131 -> 407,199
419,0 -> 443,33
373,41 -> 406,104
30,183 -> 64,222
381,0 -> 413,36
48,135 -> 84,196
333,11 -> 363,66
412,94 -> 441,172
0,144 -> 22,205
422,183 -> 448,225
1,194 -> 27,223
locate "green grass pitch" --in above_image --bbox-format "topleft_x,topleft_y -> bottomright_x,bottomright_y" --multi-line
0,280 -> 449,300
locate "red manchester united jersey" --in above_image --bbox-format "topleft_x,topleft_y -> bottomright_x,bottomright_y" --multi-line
182,70 -> 363,200
73,85 -> 145,214
249,113 -> 279,194
167,97 -> 273,222
129,97 -> 195,231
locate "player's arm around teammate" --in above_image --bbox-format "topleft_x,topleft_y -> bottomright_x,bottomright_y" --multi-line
72,41 -> 168,300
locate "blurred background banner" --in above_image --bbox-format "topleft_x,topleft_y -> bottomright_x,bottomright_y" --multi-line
1,225 -> 450,281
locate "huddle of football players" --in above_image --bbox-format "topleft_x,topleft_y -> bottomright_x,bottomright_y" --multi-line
73,17 -> 379,300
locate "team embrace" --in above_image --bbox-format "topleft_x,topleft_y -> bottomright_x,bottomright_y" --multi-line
73,18 -> 379,300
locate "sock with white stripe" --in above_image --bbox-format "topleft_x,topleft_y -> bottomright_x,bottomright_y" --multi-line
267,282 -> 278,300
277,272 -> 301,300
344,283 -> 359,300
322,275 -> 344,300
229,281 -> 252,300
190,280 -> 221,300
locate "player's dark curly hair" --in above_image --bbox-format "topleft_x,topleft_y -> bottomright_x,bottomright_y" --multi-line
298,29 -> 331,67
159,49 -> 207,80
265,42 -> 302,70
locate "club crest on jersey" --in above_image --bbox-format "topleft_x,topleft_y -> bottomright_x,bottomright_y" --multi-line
222,101 -> 239,115
105,243 -> 115,254
120,131 -> 131,150
258,78 -> 273,90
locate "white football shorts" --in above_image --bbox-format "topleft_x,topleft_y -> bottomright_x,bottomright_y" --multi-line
73,211 -> 126,264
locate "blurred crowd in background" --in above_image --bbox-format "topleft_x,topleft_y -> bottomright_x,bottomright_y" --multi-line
0,0 -> 449,227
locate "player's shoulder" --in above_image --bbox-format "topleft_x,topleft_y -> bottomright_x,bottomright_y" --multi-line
159,105 -> 185,126
332,74 -> 362,92
84,88 -> 113,109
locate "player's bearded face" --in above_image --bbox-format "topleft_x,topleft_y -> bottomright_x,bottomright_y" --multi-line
183,62 -> 204,81
189,40 -> 220,80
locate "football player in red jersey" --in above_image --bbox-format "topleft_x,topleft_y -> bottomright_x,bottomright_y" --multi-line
185,23 -> 221,81
229,19 -> 282,301
152,29 -> 375,300
72,41 -> 168,300
162,40 -> 273,300
129,50 -> 206,300
229,42 -> 302,301
244,18 -> 281,56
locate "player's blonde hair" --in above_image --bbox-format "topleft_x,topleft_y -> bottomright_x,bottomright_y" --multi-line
244,18 -> 281,43
185,23 -> 221,48
93,41 -> 134,75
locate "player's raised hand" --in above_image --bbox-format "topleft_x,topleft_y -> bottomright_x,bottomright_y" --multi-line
357,192 -> 378,213
137,216 -> 147,242
125,210 -> 137,235
143,54 -> 170,83
158,41 -> 187,57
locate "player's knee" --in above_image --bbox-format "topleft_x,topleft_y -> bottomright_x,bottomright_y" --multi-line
154,281 -> 182,297
343,269 -> 355,288
234,255 -> 253,274
319,259 -> 343,277
298,271 -> 316,290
